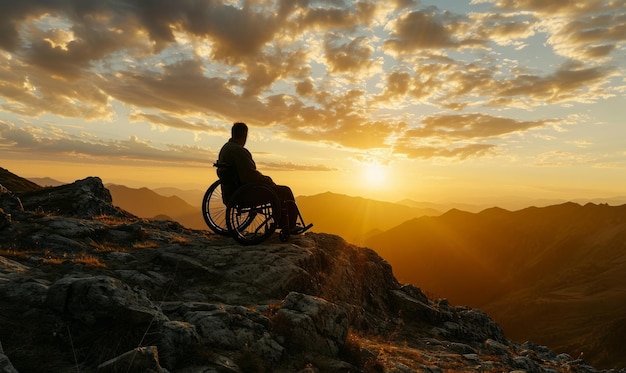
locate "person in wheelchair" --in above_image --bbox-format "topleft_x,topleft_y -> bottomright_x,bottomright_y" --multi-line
218,122 -> 306,234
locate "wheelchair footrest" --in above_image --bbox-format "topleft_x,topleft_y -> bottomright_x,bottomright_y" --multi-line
291,223 -> 313,235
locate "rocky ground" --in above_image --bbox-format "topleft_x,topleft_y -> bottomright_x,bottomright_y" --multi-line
0,177 -> 624,372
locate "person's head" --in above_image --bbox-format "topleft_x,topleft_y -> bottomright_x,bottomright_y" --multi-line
231,122 -> 248,146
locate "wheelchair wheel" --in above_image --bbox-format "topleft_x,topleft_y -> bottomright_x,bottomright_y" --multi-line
226,184 -> 279,245
201,180 -> 229,236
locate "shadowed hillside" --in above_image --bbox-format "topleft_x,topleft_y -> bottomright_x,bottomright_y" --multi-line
365,203 -> 626,369
0,167 -> 41,194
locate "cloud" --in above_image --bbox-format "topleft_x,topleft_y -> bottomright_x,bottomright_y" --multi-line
384,9 -> 472,52
0,120 -> 333,172
534,150 -> 587,167
408,113 -> 550,139
0,0 -> 623,167
291,1 -> 377,32
129,112 -> 224,133
0,55 -> 112,119
394,142 -> 497,160
256,161 -> 336,172
374,58 -> 616,110
324,35 -> 374,74
478,0 -> 612,15
476,0 -> 626,61
0,120 -> 214,165
491,63 -> 615,104
391,113 -> 552,159
402,10 -> 452,48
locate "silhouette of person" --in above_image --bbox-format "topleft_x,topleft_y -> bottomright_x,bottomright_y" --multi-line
218,122 -> 297,229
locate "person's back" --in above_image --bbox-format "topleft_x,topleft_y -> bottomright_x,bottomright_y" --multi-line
217,122 -> 299,229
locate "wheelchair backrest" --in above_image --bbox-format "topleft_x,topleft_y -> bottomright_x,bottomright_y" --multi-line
214,161 -> 240,204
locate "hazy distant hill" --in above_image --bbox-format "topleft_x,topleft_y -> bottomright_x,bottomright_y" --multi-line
396,198 -> 488,213
153,187 -> 205,207
573,196 -> 626,206
107,184 -> 206,229
296,192 -> 441,245
28,177 -> 66,187
365,202 -> 626,369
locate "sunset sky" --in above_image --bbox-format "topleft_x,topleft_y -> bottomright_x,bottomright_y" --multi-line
1,0 -> 625,205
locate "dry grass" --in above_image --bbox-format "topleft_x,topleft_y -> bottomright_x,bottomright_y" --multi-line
93,214 -> 129,225
0,248 -> 28,260
169,235 -> 190,243
71,253 -> 106,268
39,252 -> 107,268
0,248 -> 107,268
89,241 -> 129,253
133,241 -> 159,249
341,330 -> 499,372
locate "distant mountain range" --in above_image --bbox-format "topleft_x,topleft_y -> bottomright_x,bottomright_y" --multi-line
106,184 -> 207,230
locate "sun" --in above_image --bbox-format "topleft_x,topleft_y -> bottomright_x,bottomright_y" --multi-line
362,163 -> 388,187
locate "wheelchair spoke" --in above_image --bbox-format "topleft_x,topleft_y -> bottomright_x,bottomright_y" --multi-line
224,183 -> 280,245
202,180 -> 229,236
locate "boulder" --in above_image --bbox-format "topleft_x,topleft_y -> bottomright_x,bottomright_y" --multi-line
19,177 -> 130,218
46,275 -> 166,325
184,303 -> 284,364
0,184 -> 24,213
273,292 -> 349,356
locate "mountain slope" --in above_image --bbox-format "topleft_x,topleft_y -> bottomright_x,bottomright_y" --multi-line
0,176 -> 617,372
365,202 -> 626,369
0,167 -> 41,194
296,191 -> 441,245
152,186 -> 205,207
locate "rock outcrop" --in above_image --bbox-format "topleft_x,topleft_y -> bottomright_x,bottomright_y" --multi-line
0,177 -> 623,372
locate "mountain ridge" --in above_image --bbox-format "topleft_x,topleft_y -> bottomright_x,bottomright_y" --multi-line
1,171 -> 623,372
365,201 -> 626,369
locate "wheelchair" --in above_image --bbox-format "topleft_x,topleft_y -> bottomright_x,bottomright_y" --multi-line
202,162 -> 312,245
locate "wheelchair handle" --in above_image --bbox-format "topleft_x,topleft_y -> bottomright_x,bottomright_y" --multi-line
213,161 -> 230,168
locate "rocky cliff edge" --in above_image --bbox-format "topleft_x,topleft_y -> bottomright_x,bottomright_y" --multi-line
0,177 -> 621,372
